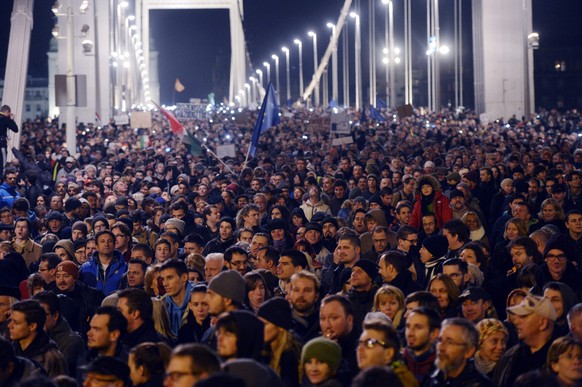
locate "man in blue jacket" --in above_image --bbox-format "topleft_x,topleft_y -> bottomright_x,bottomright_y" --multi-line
80,230 -> 127,296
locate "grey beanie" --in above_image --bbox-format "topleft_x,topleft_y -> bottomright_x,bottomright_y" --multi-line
208,270 -> 245,305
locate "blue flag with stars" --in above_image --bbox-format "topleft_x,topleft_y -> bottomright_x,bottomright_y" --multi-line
250,82 -> 279,157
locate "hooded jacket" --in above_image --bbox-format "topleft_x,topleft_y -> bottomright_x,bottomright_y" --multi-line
409,175 -> 452,231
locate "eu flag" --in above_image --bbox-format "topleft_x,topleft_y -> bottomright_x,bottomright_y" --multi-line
250,82 -> 279,157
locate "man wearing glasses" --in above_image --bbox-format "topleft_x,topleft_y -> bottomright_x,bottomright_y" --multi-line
536,238 -> 582,296
164,343 -> 220,387
430,318 -> 494,385
356,312 -> 417,385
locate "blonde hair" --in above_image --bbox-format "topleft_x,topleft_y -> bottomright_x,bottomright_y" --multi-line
152,298 -> 177,342
266,328 -> 300,376
372,285 -> 405,327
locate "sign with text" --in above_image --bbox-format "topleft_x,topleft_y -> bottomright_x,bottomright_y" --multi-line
330,111 -> 350,134
175,103 -> 208,119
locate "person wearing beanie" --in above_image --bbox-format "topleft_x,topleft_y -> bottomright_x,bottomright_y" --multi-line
53,258 -> 104,335
418,234 -> 448,288
535,235 -> 582,297
345,259 -> 380,333
409,175 -> 452,232
257,297 -> 301,384
207,270 -> 245,317
301,337 -> 343,387
321,216 -> 339,252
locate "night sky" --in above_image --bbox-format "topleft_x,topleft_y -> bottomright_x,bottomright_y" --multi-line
0,0 -> 581,106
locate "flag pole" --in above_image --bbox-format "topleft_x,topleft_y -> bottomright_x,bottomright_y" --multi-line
201,143 -> 237,176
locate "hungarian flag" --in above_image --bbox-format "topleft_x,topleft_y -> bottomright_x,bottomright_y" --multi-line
175,78 -> 185,93
155,103 -> 203,156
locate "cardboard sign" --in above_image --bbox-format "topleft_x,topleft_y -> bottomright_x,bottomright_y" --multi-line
130,111 -> 152,129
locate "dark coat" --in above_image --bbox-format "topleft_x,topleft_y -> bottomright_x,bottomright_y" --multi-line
426,359 -> 495,387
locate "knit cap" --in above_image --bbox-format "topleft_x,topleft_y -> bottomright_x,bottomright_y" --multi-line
56,260 -> 79,280
208,270 -> 245,305
422,235 -> 448,259
352,259 -> 378,281
257,297 -> 293,330
301,337 -> 342,372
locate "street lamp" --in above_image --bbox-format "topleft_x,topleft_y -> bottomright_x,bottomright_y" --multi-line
350,12 -> 361,111
245,83 -> 251,107
249,76 -> 257,105
281,47 -> 290,103
256,69 -> 263,89
307,31 -> 319,106
382,0 -> 396,108
263,62 -> 270,85
294,39 -> 304,101
271,54 -> 280,105
327,22 -> 338,104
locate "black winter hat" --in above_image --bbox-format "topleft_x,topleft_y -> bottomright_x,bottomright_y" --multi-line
257,297 -> 293,330
422,235 -> 449,258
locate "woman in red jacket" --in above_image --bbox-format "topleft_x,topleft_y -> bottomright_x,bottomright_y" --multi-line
409,175 -> 452,231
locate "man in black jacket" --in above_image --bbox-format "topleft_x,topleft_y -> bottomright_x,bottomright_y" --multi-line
427,317 -> 494,386
0,105 -> 18,177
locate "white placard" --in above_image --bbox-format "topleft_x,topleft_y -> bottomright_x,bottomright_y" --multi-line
332,136 -> 354,146
330,111 -> 350,134
216,144 -> 236,158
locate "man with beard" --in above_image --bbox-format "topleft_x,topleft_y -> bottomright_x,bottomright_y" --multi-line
54,261 -> 104,335
289,271 -> 320,343
321,217 -> 338,253
403,307 -> 441,385
201,270 -> 245,349
427,318 -> 494,386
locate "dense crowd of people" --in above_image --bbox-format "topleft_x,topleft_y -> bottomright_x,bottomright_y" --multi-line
0,103 -> 580,386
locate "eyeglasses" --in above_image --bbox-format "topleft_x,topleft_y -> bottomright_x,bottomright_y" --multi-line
358,338 -> 390,349
436,338 -> 466,347
546,254 -> 567,262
